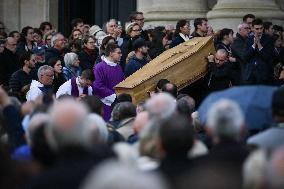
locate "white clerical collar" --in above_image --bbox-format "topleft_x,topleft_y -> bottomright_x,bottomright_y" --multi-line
76,77 -> 83,88
179,33 -> 190,41
104,57 -> 117,67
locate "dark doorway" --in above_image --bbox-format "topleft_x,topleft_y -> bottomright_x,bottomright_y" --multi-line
58,0 -> 136,36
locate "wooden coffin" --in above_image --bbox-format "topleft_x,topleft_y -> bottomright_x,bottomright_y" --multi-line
114,36 -> 215,104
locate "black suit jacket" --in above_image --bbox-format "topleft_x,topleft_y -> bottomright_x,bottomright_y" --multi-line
0,48 -> 20,87
169,35 -> 185,48
244,34 -> 274,84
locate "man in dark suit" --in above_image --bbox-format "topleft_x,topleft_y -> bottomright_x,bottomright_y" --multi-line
0,37 -> 20,90
243,18 -> 274,84
206,49 -> 233,93
231,22 -> 250,82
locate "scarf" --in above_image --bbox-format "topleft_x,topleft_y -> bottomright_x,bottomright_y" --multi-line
84,47 -> 98,60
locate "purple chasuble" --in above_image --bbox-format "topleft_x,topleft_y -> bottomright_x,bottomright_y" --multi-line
93,61 -> 125,121
71,77 -> 88,97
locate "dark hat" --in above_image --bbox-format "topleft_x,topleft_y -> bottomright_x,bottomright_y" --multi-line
272,88 -> 284,116
133,38 -> 147,51
32,46 -> 46,55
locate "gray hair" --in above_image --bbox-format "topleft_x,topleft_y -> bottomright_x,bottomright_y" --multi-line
206,99 -> 244,140
111,102 -> 136,121
37,65 -> 54,79
138,119 -> 161,158
81,113 -> 109,149
26,113 -> 50,146
237,22 -> 249,32
266,146 -> 284,189
104,19 -> 117,34
243,149 -> 268,189
51,33 -> 63,47
46,99 -> 89,151
81,160 -> 167,189
145,93 -> 176,120
64,52 -> 78,67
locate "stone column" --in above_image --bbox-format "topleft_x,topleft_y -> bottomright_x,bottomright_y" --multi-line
137,0 -> 209,27
276,0 -> 284,10
0,0 -> 21,32
207,0 -> 284,32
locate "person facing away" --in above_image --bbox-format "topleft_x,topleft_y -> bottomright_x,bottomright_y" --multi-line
93,43 -> 125,121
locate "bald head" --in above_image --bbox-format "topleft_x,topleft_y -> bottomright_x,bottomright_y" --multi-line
49,99 -> 88,130
216,49 -> 228,57
145,93 -> 176,119
47,99 -> 90,151
5,37 -> 17,53
214,49 -> 228,66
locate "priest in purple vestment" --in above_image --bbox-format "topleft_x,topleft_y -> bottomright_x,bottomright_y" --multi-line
56,69 -> 95,99
93,43 -> 125,121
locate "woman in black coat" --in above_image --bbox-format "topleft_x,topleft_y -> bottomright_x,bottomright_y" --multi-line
78,35 -> 99,71
48,57 -> 66,93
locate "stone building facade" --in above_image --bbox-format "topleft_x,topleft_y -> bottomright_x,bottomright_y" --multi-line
1,0 -> 284,33
138,0 -> 284,31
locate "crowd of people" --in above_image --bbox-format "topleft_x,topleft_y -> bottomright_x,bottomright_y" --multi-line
0,11 -> 283,189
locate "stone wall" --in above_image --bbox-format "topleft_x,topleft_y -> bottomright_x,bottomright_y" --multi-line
1,0 -> 284,34
0,0 -> 58,33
